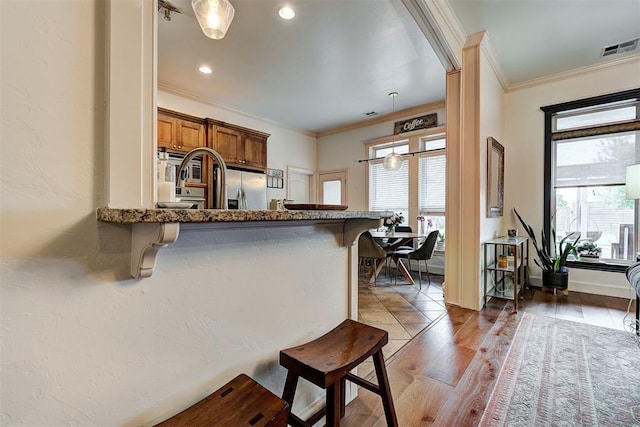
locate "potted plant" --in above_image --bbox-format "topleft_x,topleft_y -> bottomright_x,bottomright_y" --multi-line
513,209 -> 580,291
576,241 -> 602,261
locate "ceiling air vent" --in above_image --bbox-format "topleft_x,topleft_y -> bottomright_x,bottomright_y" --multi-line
600,38 -> 639,58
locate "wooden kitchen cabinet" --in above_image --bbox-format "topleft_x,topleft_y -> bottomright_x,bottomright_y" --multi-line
207,119 -> 269,171
157,108 -> 206,153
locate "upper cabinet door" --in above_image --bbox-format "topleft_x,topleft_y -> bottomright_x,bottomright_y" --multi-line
157,112 -> 177,150
208,120 -> 269,172
157,108 -> 205,153
209,125 -> 242,164
242,134 -> 267,170
178,119 -> 206,151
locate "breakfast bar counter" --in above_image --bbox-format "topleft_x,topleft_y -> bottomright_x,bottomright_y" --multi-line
97,207 -> 387,224
97,207 -> 390,279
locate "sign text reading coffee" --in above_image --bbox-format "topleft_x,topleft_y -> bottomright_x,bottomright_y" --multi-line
394,113 -> 437,135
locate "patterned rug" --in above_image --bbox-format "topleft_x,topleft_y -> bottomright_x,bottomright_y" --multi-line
480,312 -> 640,427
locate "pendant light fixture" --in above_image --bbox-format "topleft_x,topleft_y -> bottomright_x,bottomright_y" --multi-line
383,91 -> 404,171
192,0 -> 235,40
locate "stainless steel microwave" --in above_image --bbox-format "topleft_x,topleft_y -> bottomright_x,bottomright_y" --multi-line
166,152 -> 203,184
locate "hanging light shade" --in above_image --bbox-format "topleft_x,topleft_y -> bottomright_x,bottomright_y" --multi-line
383,152 -> 404,171
192,0 -> 235,40
384,91 -> 404,171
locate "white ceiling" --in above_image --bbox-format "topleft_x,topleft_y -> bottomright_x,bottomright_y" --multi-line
158,0 -> 445,134
448,0 -> 640,85
157,0 -> 640,134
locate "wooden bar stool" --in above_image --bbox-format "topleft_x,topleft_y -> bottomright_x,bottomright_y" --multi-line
280,319 -> 398,427
156,373 -> 289,426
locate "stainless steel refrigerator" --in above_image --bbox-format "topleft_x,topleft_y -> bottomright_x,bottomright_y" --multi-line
226,169 -> 267,209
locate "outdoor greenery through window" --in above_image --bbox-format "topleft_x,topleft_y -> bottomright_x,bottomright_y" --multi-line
542,89 -> 640,269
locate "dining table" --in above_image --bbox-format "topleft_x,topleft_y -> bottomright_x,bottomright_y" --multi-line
369,231 -> 426,285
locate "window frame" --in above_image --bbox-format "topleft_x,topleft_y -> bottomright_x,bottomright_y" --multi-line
418,134 -> 446,217
367,139 -> 410,218
541,88 -> 640,272
364,126 -> 447,234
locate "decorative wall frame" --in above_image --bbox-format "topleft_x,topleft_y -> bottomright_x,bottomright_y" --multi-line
267,168 -> 284,189
487,137 -> 504,218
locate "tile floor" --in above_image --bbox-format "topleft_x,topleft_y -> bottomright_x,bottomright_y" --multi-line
357,266 -> 446,376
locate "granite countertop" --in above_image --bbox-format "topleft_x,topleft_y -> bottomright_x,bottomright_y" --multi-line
97,207 -> 390,224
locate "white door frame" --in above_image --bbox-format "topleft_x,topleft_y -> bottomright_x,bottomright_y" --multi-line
318,170 -> 347,205
287,166 -> 316,203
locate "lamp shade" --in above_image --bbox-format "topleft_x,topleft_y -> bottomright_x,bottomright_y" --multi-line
383,152 -> 404,171
627,163 -> 640,199
192,0 -> 235,40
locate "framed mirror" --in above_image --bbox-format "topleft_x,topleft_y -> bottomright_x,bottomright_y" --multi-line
487,137 -> 504,217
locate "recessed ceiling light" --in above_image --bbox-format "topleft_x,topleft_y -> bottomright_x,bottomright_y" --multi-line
278,6 -> 295,20
198,65 -> 212,74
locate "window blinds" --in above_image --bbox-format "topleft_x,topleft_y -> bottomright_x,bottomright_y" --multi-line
369,159 -> 408,212
418,153 -> 446,212
554,132 -> 637,188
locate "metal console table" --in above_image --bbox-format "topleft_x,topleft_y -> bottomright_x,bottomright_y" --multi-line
483,236 -> 529,312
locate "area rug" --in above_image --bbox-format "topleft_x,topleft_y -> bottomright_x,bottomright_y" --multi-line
480,312 -> 640,427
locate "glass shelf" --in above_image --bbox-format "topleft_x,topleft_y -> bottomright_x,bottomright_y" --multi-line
483,236 -> 529,312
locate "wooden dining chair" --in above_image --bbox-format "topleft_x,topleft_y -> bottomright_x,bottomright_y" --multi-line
358,231 -> 387,285
393,230 -> 439,288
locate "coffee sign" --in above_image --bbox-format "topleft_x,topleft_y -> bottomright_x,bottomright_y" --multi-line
394,113 -> 437,134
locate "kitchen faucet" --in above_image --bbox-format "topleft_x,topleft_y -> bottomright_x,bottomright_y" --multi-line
176,147 -> 228,209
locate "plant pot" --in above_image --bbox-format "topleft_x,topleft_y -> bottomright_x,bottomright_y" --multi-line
542,270 -> 568,289
579,253 -> 600,263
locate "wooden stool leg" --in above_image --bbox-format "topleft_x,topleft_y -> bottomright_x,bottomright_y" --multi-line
326,382 -> 341,427
282,371 -> 298,409
339,376 -> 347,418
372,350 -> 398,427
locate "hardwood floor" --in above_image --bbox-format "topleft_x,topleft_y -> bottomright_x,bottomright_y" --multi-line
345,274 -> 637,427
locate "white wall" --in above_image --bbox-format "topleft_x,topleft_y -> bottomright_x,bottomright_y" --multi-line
478,53 -> 506,242
478,49 -> 507,307
0,1 -> 348,424
504,58 -> 640,298
158,91 -> 317,203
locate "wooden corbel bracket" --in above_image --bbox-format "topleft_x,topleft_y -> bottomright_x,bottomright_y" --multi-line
131,223 -> 180,278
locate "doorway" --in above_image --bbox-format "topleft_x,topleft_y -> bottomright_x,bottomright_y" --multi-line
287,166 -> 315,204
318,171 -> 347,205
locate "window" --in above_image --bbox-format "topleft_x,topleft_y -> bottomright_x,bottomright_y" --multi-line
419,136 -> 446,235
369,141 -> 409,221
542,89 -> 640,271
367,132 -> 447,239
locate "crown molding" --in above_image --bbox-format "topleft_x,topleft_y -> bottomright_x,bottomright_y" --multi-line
478,32 -> 510,91
316,101 -> 446,138
158,83 -> 318,138
431,0 -> 467,52
401,0 -> 465,71
462,30 -> 510,92
508,53 -> 640,92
